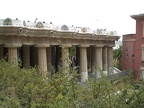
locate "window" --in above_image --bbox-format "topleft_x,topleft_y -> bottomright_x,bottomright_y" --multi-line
140,67 -> 144,80
143,22 -> 144,37
141,44 -> 144,61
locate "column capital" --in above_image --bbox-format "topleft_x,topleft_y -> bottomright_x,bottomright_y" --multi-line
22,43 -> 35,46
107,45 -> 114,47
92,45 -> 104,47
78,44 -> 89,47
4,43 -> 22,48
103,45 -> 108,47
61,44 -> 72,47
36,44 -> 50,47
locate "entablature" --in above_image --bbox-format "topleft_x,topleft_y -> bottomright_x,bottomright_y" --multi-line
0,26 -> 120,40
0,26 -> 120,48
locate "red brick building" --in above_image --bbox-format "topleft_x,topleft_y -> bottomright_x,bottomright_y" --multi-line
122,14 -> 144,80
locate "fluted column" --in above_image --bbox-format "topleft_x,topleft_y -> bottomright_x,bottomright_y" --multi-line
36,44 -> 50,76
5,44 -> 21,63
79,45 -> 89,82
107,46 -> 113,75
0,45 -> 3,60
61,44 -> 71,73
91,46 -> 103,77
95,46 -> 103,78
23,45 -> 30,68
8,48 -> 17,62
102,46 -> 108,71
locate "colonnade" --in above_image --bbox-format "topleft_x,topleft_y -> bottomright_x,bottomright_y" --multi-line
0,44 -> 114,82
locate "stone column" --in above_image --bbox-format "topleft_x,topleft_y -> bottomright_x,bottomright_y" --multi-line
61,44 -> 71,73
95,46 -> 103,78
36,44 -> 50,76
0,45 -> 3,60
107,46 -> 113,75
102,46 -> 108,71
23,45 -> 30,68
79,45 -> 89,82
5,44 -> 21,63
8,48 -> 17,62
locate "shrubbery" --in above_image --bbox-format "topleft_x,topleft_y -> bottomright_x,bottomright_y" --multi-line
0,60 -> 144,108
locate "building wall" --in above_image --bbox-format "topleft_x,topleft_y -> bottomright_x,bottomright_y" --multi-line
122,34 -> 135,71
122,18 -> 144,79
135,19 -> 144,79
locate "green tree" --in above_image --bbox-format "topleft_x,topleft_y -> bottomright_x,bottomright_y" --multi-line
113,45 -> 122,70
0,59 -> 144,108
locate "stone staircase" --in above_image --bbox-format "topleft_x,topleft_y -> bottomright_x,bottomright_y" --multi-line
88,67 -> 135,81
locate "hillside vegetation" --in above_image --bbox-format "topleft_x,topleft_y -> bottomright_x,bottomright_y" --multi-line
0,60 -> 144,108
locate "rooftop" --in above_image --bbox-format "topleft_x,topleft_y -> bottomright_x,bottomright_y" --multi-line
0,18 -> 118,36
130,13 -> 144,19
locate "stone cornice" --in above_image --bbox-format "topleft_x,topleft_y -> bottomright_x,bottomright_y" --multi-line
0,26 -> 119,47
131,14 -> 144,19
0,26 -> 120,41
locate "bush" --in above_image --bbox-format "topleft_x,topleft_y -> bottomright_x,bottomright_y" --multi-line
0,60 -> 144,108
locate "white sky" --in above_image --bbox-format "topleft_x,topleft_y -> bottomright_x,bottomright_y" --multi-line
1,0 -> 144,38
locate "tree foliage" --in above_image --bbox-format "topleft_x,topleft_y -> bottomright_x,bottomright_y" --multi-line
113,45 -> 122,70
0,60 -> 144,108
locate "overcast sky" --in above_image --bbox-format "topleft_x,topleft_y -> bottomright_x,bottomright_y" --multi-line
1,0 -> 144,38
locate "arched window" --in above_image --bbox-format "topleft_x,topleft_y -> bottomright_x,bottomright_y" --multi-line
3,18 -> 12,25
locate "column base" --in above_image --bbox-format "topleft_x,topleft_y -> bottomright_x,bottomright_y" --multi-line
91,65 -> 95,73
81,71 -> 88,82
103,64 -> 108,71
108,67 -> 114,75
